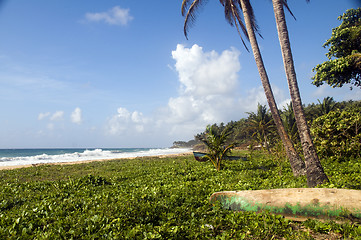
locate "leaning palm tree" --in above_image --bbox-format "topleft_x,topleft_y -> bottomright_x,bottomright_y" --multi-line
271,0 -> 329,187
181,0 -> 306,176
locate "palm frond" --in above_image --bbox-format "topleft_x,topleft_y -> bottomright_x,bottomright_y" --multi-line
182,0 -> 265,52
280,0 -> 296,20
236,0 -> 262,38
228,1 -> 250,51
181,0 -> 192,16
182,0 -> 208,39
222,0 -> 233,26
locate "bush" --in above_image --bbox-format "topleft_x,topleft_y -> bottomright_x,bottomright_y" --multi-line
311,107 -> 361,160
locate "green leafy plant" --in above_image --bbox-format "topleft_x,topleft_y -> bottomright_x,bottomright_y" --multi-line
196,125 -> 235,171
311,106 -> 361,160
0,153 -> 361,239
312,8 -> 361,89
247,104 -> 276,152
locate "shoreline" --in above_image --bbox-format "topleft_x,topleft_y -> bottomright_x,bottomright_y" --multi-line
0,152 -> 193,171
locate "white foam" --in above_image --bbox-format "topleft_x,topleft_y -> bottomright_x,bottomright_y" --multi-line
0,148 -> 191,167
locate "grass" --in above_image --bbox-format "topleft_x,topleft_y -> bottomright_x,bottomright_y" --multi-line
0,151 -> 360,239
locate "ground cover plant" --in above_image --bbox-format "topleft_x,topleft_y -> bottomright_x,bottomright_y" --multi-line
0,152 -> 361,239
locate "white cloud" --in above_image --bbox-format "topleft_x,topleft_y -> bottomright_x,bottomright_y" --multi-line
38,112 -> 50,120
104,44 -> 291,144
161,44 -> 242,130
105,44 -> 243,141
131,111 -> 144,123
71,107 -> 82,124
116,107 -> 131,120
50,111 -> 64,121
85,6 -> 133,26
171,44 -> 240,96
106,107 -> 148,135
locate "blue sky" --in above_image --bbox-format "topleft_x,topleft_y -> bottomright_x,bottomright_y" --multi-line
0,0 -> 360,148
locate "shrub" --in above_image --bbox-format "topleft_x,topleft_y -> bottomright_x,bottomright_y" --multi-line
311,107 -> 361,160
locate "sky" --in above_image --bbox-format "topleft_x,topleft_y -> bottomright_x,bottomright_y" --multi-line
0,0 -> 360,148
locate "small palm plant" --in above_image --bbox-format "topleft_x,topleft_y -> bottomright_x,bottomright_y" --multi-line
196,125 -> 235,171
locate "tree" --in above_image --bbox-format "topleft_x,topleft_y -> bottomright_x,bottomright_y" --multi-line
281,102 -> 299,145
196,125 -> 235,171
317,96 -> 336,116
181,0 -> 306,176
271,0 -> 329,187
312,8 -> 361,89
247,104 -> 275,152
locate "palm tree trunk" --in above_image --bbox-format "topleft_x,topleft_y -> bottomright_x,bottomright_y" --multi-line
240,0 -> 305,176
271,0 -> 329,187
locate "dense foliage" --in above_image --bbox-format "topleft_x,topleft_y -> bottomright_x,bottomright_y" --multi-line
312,8 -> 361,89
311,106 -> 361,161
0,153 -> 361,239
196,99 -> 361,156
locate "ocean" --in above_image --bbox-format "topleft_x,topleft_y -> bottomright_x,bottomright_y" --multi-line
0,148 -> 192,167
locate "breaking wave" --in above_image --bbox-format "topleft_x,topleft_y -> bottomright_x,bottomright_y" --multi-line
0,148 -> 191,167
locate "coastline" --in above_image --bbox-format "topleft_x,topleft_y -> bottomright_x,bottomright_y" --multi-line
0,152 -> 193,171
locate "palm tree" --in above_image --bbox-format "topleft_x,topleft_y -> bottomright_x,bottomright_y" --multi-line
196,125 -> 235,171
317,96 -> 336,116
181,0 -> 306,176
247,104 -> 275,152
271,0 -> 329,187
281,102 -> 299,145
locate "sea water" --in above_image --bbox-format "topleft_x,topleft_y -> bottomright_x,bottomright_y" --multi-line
0,148 -> 191,167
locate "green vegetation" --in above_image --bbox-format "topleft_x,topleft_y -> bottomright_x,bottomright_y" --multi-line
196,125 -> 235,171
312,8 -> 361,89
1,152 -> 361,239
197,99 -> 361,158
246,104 -> 275,152
311,105 -> 361,161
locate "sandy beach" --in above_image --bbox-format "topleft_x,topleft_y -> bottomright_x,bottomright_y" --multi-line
0,152 -> 193,171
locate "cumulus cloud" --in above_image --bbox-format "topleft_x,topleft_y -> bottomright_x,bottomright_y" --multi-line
50,111 -> 64,121
105,44 -> 291,144
107,107 -> 147,135
155,44 -> 243,137
106,44 -> 243,140
172,44 -> 240,96
85,6 -> 133,26
71,107 -> 82,124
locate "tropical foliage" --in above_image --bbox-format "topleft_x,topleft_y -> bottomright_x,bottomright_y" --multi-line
196,125 -> 235,171
312,8 -> 361,89
1,153 -> 361,239
246,104 -> 275,152
281,103 -> 299,145
311,106 -> 361,161
316,96 -> 336,116
196,99 -> 361,162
